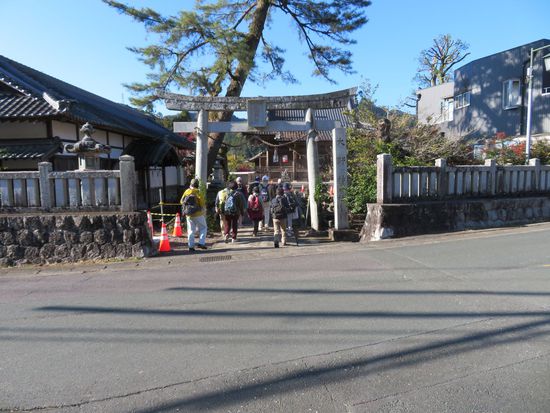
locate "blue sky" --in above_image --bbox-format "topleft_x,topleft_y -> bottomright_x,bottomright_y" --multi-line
1,0 -> 549,115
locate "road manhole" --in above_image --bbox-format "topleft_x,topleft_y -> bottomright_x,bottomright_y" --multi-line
199,255 -> 232,263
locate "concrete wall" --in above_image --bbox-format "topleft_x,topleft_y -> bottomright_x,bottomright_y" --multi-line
450,40 -> 550,139
416,82 -> 454,126
360,197 -> 550,241
0,212 -> 154,266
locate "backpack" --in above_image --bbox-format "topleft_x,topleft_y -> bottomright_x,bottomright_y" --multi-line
284,192 -> 296,213
249,194 -> 261,212
271,196 -> 286,219
260,185 -> 269,202
224,192 -> 238,215
182,193 -> 201,215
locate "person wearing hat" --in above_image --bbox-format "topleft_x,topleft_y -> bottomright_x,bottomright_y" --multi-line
180,178 -> 207,252
259,175 -> 271,231
247,175 -> 261,195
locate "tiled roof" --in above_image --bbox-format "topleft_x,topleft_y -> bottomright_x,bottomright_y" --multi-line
243,108 -> 354,142
0,95 -> 58,118
0,137 -> 62,160
0,55 -> 193,149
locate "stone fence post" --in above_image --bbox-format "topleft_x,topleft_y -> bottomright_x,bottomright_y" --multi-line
435,158 -> 447,198
119,155 -> 136,212
529,158 -> 541,191
485,159 -> 497,195
377,153 -> 393,204
38,162 -> 53,209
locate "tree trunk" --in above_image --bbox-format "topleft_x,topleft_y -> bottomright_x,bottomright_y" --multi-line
206,0 -> 271,175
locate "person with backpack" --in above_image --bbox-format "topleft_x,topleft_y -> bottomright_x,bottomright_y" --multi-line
270,186 -> 290,248
259,175 -> 271,231
283,182 -> 298,232
214,185 -> 228,233
219,181 -> 244,243
235,176 -> 248,225
247,186 -> 264,237
180,178 -> 207,252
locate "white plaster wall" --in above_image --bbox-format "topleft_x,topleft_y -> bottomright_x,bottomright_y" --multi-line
165,167 -> 178,186
0,121 -> 47,138
109,132 -> 123,149
51,120 -> 77,141
148,167 -> 163,188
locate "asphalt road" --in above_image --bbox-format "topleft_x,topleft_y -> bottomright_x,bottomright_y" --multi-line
1,223 -> 550,412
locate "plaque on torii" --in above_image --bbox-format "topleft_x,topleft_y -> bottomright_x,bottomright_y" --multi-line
159,87 -> 356,231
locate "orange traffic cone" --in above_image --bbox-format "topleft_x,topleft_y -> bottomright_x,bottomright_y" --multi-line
300,184 -> 305,193
158,222 -> 171,252
172,213 -> 183,237
146,210 -> 154,237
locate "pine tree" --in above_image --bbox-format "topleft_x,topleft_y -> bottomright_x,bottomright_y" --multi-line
103,0 -> 370,172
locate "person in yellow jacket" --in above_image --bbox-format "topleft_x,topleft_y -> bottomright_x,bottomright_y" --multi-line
180,178 -> 207,252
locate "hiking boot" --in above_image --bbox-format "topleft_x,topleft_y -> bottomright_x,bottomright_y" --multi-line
274,242 -> 279,248
188,247 -> 196,252
197,244 -> 207,250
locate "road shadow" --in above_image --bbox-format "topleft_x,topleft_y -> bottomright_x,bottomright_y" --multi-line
166,286 -> 550,297
29,304 -> 550,411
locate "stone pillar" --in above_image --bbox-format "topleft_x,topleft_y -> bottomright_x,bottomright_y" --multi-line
485,158 -> 497,195
38,162 -> 53,209
529,158 -> 541,191
376,154 -> 393,204
195,109 -> 209,185
119,155 -> 136,212
435,158 -> 447,198
305,108 -> 320,231
332,127 -> 349,229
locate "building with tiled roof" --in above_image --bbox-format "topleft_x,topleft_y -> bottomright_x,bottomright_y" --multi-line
0,55 -> 194,206
246,107 -> 354,181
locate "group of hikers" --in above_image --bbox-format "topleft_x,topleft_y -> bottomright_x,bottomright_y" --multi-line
179,175 -> 304,251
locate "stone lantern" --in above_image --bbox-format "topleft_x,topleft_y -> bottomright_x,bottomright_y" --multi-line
65,123 -> 111,170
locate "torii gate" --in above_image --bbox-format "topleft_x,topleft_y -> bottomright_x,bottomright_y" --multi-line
159,88 -> 355,231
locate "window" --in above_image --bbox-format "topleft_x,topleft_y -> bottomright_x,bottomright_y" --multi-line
542,55 -> 550,95
454,91 -> 471,109
439,97 -> 454,122
503,79 -> 521,109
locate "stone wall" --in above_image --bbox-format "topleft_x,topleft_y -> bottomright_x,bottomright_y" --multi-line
0,212 -> 154,267
360,196 -> 550,241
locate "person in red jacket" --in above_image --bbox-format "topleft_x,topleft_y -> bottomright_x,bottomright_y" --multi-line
247,186 -> 264,237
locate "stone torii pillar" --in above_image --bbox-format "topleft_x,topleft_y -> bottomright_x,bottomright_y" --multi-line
305,108 -> 320,231
195,109 -> 209,184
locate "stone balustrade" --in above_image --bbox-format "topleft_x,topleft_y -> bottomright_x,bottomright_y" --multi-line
0,155 -> 136,212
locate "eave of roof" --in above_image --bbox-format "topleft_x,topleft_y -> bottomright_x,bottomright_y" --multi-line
0,55 -> 194,150
0,137 -> 63,160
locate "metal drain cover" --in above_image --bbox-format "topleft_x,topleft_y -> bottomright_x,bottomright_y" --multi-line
199,255 -> 232,263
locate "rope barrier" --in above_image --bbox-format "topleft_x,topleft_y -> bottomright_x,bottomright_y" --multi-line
150,212 -> 178,217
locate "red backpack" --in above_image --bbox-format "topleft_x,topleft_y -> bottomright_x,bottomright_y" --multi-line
249,194 -> 261,211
